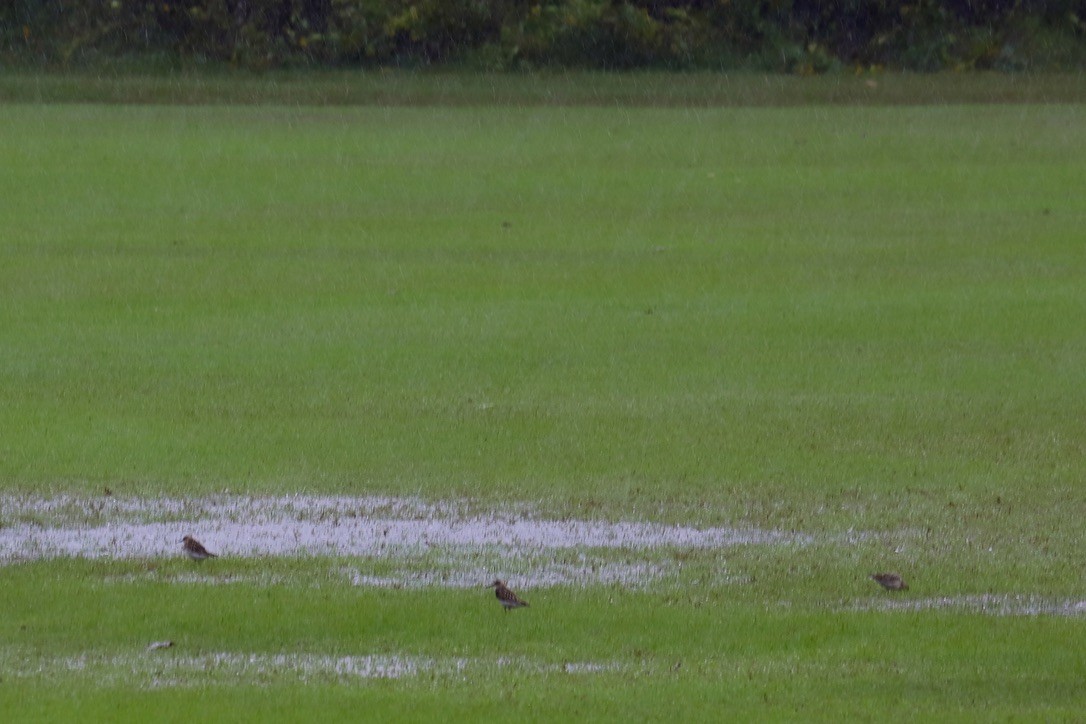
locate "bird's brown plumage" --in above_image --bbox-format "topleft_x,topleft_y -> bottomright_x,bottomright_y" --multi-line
870,572 -> 907,591
182,535 -> 217,561
489,579 -> 529,610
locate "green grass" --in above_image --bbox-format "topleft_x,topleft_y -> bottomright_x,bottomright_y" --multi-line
1,74 -> 1084,719
2,560 -> 1084,721
6,70 -> 1086,106
2,101 -> 1083,510
3,70 -> 1086,106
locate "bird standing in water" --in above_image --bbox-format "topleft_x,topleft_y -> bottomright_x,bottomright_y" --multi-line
182,535 -> 217,562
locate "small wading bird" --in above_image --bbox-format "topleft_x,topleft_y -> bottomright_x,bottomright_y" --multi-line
870,572 -> 908,591
182,535 -> 217,562
489,580 -> 529,611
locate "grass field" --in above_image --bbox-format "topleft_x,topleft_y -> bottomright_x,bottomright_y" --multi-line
1,73 -> 1084,720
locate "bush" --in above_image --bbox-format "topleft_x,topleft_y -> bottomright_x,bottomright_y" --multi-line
5,0 -> 1085,71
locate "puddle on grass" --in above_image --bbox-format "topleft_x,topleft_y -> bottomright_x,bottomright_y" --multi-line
4,651 -> 628,688
338,559 -> 670,589
99,557 -> 678,590
847,594 -> 1086,617
0,494 -> 803,566
8,496 -> 1076,615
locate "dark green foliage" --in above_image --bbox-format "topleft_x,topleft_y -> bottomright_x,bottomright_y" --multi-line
3,1 -> 1086,71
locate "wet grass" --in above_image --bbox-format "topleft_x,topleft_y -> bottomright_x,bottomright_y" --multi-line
2,70 -> 1086,106
2,102 -> 1084,512
1,560 -> 1084,721
1,91 -> 1084,717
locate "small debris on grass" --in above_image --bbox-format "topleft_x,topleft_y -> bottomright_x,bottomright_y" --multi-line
147,640 -> 174,651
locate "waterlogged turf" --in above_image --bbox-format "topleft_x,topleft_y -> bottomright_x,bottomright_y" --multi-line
1,559 -> 1084,721
1,76 -> 1084,719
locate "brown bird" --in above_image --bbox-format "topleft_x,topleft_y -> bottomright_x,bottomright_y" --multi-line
488,579 -> 529,611
182,535 -> 217,562
870,572 -> 908,591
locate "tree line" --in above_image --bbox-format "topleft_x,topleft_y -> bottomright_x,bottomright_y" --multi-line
5,0 -> 1085,71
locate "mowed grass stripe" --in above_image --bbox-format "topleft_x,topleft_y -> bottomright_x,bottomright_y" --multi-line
1,103 -> 1083,506
1,94 -> 1084,719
